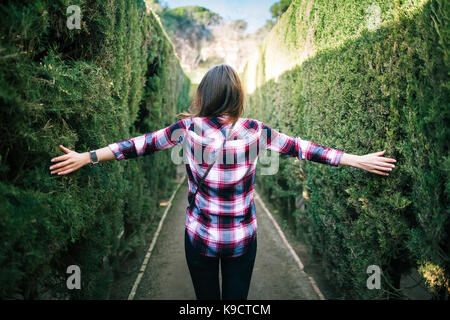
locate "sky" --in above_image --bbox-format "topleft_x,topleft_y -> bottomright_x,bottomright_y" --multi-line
162,0 -> 278,34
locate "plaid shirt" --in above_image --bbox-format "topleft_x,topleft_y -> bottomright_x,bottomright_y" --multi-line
108,115 -> 344,258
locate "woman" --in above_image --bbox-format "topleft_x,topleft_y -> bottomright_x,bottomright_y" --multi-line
49,64 -> 396,300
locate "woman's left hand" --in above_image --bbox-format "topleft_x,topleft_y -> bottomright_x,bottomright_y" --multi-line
354,150 -> 396,176
49,145 -> 90,175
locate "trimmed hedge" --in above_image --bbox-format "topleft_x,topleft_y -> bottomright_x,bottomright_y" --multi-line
0,0 -> 189,299
242,0 -> 449,299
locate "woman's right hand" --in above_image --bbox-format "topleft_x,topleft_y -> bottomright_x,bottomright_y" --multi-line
354,150 -> 396,176
49,145 -> 91,175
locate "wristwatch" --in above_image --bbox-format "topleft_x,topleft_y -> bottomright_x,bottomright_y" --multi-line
89,150 -> 99,164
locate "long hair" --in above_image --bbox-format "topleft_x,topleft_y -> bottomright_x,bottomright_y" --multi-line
176,64 -> 244,125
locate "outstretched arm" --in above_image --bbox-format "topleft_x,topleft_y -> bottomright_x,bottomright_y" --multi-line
259,121 -> 396,175
49,145 -> 114,175
49,118 -> 190,176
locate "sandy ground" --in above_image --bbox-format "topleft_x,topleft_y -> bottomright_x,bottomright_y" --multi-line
133,178 -> 321,300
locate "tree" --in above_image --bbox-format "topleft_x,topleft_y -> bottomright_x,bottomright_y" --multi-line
230,20 -> 248,32
270,0 -> 293,20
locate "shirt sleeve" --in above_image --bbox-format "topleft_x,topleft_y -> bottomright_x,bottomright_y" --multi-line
108,118 -> 190,161
259,121 -> 344,167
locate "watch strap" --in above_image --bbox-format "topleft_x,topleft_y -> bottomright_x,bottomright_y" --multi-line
89,150 -> 99,164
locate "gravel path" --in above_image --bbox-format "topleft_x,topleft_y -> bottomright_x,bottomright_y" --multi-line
133,178 -> 321,300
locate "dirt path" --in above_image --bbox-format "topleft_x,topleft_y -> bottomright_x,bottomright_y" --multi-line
133,178 -> 322,300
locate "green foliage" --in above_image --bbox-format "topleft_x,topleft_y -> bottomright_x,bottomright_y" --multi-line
229,20 -> 248,32
270,0 -> 293,20
0,0 -> 189,299
243,0 -> 449,299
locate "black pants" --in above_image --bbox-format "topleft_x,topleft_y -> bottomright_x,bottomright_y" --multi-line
184,230 -> 257,300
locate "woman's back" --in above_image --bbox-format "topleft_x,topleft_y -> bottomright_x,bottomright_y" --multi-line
183,115 -> 261,258
117,114 -> 344,258
184,115 -> 260,212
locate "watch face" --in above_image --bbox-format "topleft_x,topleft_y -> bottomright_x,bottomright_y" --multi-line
90,151 -> 99,164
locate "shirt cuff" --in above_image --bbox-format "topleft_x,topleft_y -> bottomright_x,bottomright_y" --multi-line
108,143 -> 125,161
330,149 -> 344,167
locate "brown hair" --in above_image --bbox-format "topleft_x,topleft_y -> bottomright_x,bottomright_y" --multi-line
176,64 -> 244,125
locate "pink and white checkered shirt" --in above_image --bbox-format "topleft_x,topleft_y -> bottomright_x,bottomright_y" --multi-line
108,115 -> 344,258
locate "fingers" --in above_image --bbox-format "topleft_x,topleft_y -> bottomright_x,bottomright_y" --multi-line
357,151 -> 398,176
369,150 -> 397,163
50,145 -> 84,176
368,150 -> 386,156
371,165 -> 393,173
50,159 -> 73,171
369,160 -> 396,175
51,163 -> 78,175
56,166 -> 79,175
359,154 -> 397,176
51,154 -> 70,163
374,160 -> 396,169
370,169 -> 390,176
51,145 -> 75,163
59,145 -> 72,154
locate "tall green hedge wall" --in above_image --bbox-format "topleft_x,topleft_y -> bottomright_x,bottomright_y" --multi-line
0,0 -> 190,299
242,0 -> 449,299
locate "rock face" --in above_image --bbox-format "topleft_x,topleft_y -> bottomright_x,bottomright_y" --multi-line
200,21 -> 263,75
160,6 -> 223,73
153,5 -> 270,80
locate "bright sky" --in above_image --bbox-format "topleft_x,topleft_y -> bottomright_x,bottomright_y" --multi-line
162,0 -> 278,33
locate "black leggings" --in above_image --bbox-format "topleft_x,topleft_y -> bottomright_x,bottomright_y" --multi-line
184,230 -> 257,300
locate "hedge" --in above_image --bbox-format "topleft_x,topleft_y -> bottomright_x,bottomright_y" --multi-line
242,0 -> 449,299
0,0 -> 190,299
